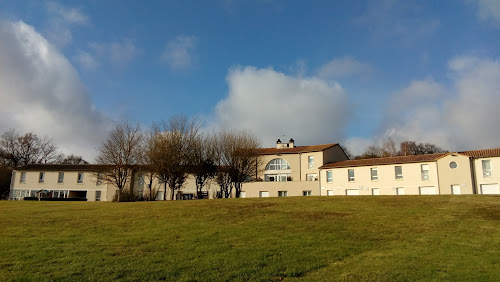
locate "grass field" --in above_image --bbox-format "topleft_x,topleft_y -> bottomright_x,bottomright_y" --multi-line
0,196 -> 499,281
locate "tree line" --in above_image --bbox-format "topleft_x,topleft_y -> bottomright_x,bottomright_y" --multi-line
354,138 -> 447,159
94,116 -> 262,201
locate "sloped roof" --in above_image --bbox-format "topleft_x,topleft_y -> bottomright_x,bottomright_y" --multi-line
257,143 -> 339,155
320,153 -> 449,169
16,164 -> 116,171
459,148 -> 500,158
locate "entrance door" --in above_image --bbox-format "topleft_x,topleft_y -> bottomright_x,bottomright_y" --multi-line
481,184 -> 499,194
346,189 -> 359,195
259,191 -> 269,198
451,185 -> 461,195
419,186 -> 436,195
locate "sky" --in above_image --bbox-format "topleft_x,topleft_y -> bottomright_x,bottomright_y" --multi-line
1,0 -> 500,161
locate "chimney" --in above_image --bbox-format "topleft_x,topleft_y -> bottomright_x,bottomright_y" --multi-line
276,139 -> 283,149
288,138 -> 295,148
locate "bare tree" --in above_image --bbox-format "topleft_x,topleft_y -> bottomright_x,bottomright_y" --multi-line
381,138 -> 398,157
191,134 -> 217,199
213,130 -> 261,198
95,122 -> 143,200
148,116 -> 201,200
58,154 -> 89,165
0,129 -> 59,167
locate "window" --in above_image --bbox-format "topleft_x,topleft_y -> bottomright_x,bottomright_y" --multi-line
278,191 -> 288,197
265,159 -> 291,170
259,191 -> 269,197
395,166 -> 403,179
95,191 -> 101,201
306,173 -> 318,181
326,171 -> 333,183
482,160 -> 492,177
303,190 -> 312,196
449,162 -> 458,169
20,172 -> 26,183
348,169 -> 355,181
421,164 -> 430,180
308,156 -> 314,169
372,188 -> 380,195
58,172 -> 64,183
39,172 -> 45,183
371,168 -> 378,181
327,190 -> 334,196
396,187 -> 405,195
265,174 -> 290,182
138,173 -> 145,187
77,172 -> 84,183
97,173 -> 104,186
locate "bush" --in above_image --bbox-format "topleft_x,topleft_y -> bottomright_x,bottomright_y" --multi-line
117,190 -> 143,202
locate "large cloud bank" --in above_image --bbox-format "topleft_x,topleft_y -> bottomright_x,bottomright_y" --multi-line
0,21 -> 111,160
213,67 -> 351,147
377,56 -> 500,152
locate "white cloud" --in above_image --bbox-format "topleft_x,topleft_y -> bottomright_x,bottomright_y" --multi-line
317,56 -> 372,78
357,0 -> 440,45
75,50 -> 99,70
0,21 -> 112,161
376,55 -> 500,151
162,35 -> 197,70
88,39 -> 138,67
470,0 -> 500,27
212,66 -> 351,148
44,2 -> 89,49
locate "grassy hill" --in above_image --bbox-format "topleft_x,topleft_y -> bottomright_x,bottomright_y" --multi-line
0,196 -> 499,281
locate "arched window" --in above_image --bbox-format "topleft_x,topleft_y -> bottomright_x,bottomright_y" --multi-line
265,158 -> 291,170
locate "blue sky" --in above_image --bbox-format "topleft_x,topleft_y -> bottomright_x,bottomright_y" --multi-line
1,0 -> 500,159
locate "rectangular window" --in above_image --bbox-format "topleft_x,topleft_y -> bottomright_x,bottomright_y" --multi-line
95,191 -> 101,201
371,168 -> 378,181
327,190 -> 334,196
303,190 -> 312,196
308,156 -> 314,169
58,172 -> 64,183
278,191 -> 287,197
395,166 -> 403,179
39,172 -> 45,183
306,173 -> 318,181
138,173 -> 145,187
77,172 -> 84,183
326,171 -> 333,183
97,173 -> 104,186
482,160 -> 492,177
20,172 -> 26,183
348,169 -> 355,181
421,164 -> 430,180
259,191 -> 269,198
372,188 -> 380,195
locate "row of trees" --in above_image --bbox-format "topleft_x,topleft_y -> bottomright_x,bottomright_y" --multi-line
355,138 -> 447,159
95,116 -> 262,201
0,129 -> 89,199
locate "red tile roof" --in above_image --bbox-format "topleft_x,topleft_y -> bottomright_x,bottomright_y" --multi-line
458,148 -> 500,158
257,143 -> 339,155
320,153 -> 449,169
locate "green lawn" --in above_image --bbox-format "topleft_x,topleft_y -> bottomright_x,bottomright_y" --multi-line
0,196 -> 499,281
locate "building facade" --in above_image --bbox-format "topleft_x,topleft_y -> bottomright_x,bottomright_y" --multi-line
9,142 -> 500,201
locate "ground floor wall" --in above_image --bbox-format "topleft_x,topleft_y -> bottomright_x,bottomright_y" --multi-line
241,181 -> 320,198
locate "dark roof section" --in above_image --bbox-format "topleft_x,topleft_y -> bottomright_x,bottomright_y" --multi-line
320,153 -> 449,169
257,143 -> 339,155
16,164 -> 116,171
459,148 -> 500,158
